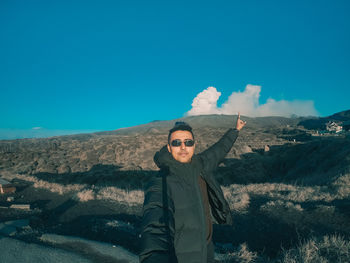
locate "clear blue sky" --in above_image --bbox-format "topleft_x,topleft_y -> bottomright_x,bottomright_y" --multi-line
1,0 -> 350,139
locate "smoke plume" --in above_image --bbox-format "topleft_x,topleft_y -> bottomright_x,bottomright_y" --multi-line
187,85 -> 318,117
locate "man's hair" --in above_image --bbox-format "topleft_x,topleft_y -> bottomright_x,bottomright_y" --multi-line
168,121 -> 194,144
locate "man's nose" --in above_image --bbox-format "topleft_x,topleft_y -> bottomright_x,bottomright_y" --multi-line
180,142 -> 186,149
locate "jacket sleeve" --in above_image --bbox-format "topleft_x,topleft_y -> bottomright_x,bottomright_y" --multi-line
139,174 -> 177,263
198,128 -> 239,173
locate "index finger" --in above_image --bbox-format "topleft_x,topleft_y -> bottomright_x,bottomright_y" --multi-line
238,112 -> 240,119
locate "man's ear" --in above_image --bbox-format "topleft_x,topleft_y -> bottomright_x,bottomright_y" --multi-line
167,144 -> 171,153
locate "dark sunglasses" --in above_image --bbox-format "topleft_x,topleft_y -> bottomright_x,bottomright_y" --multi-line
170,139 -> 195,147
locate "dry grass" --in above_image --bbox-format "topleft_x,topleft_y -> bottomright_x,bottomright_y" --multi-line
73,187 -> 144,205
219,243 -> 259,263
220,173 -> 350,260
96,187 -> 143,204
75,189 -> 95,202
5,172 -> 144,205
11,173 -> 86,194
4,170 -> 350,262
217,235 -> 350,263
279,235 -> 350,263
223,173 -> 350,214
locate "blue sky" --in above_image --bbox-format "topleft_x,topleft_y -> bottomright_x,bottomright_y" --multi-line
1,0 -> 350,139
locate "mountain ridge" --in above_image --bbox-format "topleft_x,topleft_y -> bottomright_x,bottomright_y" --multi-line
298,109 -> 350,130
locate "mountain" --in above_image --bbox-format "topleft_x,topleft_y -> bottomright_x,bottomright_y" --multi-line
0,114 -> 301,176
95,114 -> 300,136
330,109 -> 350,121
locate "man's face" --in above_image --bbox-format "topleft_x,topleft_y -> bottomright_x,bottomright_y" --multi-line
167,130 -> 195,163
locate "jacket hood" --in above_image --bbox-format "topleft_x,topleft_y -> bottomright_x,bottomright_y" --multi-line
154,145 -> 174,169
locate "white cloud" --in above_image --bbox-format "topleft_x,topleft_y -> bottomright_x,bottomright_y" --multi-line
187,86 -> 221,115
187,85 -> 318,117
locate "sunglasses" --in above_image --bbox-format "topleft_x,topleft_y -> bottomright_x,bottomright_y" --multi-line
170,139 -> 195,147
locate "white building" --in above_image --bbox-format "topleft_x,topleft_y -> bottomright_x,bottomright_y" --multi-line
326,121 -> 343,133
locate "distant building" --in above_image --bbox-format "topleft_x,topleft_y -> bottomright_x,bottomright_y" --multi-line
0,178 -> 16,194
326,121 -> 343,133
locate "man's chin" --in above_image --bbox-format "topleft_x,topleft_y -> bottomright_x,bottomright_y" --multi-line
176,157 -> 192,163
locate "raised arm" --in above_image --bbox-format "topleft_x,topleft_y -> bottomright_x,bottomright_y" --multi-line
198,113 -> 246,173
139,174 -> 176,263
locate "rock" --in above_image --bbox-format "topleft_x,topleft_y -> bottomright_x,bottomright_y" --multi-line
241,145 -> 253,154
7,196 -> 14,202
264,145 -> 270,152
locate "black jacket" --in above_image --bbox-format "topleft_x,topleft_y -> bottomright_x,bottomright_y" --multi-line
139,128 -> 239,263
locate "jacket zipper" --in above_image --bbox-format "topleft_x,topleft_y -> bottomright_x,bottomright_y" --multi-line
195,172 -> 207,262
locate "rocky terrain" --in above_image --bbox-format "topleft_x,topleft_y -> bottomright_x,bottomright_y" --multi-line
0,112 -> 350,262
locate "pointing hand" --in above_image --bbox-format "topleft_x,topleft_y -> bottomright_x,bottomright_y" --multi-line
236,112 -> 246,131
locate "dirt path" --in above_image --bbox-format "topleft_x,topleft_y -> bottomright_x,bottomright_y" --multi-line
0,234 -> 138,263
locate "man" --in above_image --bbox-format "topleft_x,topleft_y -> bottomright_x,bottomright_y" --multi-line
139,114 -> 246,263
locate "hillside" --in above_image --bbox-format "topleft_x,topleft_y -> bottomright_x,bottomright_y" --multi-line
1,114 -> 348,187
0,113 -> 350,262
298,109 -> 350,130
0,115 -> 300,176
